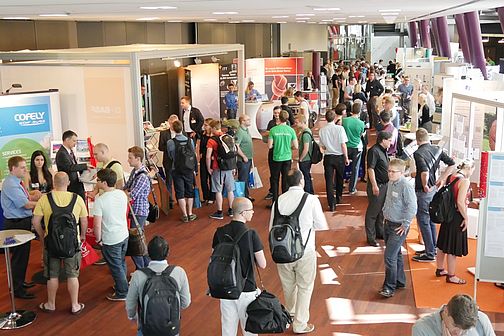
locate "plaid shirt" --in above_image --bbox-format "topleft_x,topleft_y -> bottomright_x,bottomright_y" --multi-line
125,166 -> 150,216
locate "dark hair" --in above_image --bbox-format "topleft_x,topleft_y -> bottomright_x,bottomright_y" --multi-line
172,120 -> 183,133
286,168 -> 303,187
62,130 -> 77,141
377,131 -> 392,144
97,168 -> 117,187
281,96 -> 289,104
29,150 -> 53,191
148,235 -> 169,261
335,103 -> 346,116
294,91 -> 302,97
325,110 -> 336,122
380,111 -> 391,123
273,105 -> 282,112
227,83 -> 234,88
447,294 -> 479,330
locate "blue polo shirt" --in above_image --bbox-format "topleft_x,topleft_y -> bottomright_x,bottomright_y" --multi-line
1,174 -> 32,219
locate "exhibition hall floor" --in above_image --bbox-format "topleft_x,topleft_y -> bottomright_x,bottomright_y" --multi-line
1,131 -> 503,335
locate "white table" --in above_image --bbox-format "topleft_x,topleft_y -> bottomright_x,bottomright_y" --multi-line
0,230 -> 36,329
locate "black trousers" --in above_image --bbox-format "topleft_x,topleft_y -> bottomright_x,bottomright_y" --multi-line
268,149 -> 274,194
4,217 -> 32,294
270,160 -> 291,201
365,182 -> 388,242
200,157 -> 215,201
324,154 -> 345,207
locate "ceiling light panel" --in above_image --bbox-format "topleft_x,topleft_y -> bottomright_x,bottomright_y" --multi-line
314,8 -> 340,11
213,11 -> 238,15
39,13 -> 68,17
140,6 -> 177,10
296,13 -> 315,16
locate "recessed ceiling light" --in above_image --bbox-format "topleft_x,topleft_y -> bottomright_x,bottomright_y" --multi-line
136,17 -> 159,21
378,9 -> 401,12
3,17 -> 30,20
307,22 -> 317,24
296,13 -> 315,16
204,18 -> 217,21
39,13 -> 69,17
321,19 -> 333,22
296,17 -> 311,20
314,7 -> 340,11
349,15 -> 365,18
318,22 -> 328,24
381,13 -> 399,16
228,21 -> 239,23
277,21 -> 287,24
242,19 -> 255,22
358,21 -> 367,23
333,17 -> 346,20
140,6 -> 177,10
498,38 -> 504,44
173,60 -> 181,67
272,15 -> 289,18
168,20 -> 182,22
213,11 -> 238,15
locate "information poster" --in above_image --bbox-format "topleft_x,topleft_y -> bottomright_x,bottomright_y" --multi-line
484,154 -> 504,258
450,98 -> 471,160
0,92 -> 60,181
219,63 -> 238,118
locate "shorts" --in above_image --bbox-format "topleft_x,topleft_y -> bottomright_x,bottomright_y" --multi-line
44,249 -> 82,279
211,169 -> 234,193
172,170 -> 195,199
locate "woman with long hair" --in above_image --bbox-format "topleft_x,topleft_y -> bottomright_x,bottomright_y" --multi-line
435,159 -> 475,284
27,150 -> 53,193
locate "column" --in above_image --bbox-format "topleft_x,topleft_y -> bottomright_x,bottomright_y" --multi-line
464,11 -> 487,79
454,14 -> 471,63
436,17 -> 451,58
408,22 -> 419,47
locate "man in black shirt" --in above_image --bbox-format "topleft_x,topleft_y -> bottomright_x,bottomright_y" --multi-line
365,72 -> 384,129
412,128 -> 456,262
364,131 -> 392,247
211,197 -> 266,335
280,96 -> 295,126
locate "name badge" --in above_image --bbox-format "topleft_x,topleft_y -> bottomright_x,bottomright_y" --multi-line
392,191 -> 399,198
191,119 -> 196,124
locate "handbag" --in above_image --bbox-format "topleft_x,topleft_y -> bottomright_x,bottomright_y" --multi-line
194,186 -> 202,209
250,165 -> 263,189
80,240 -> 100,270
147,178 -> 160,223
126,204 -> 148,256
234,181 -> 246,197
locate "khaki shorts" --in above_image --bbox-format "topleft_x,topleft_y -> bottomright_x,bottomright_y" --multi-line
43,249 -> 82,279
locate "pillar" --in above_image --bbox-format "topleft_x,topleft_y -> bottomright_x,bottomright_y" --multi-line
419,19 -> 432,49
312,51 -> 321,89
464,11 -> 487,79
408,22 -> 419,47
454,14 -> 471,63
437,16 -> 452,58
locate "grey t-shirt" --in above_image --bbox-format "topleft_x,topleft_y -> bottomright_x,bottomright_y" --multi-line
412,307 -> 495,336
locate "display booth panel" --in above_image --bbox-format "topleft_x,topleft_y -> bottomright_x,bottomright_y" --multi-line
187,63 -> 220,120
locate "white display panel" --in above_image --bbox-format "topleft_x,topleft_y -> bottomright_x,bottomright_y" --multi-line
187,63 -> 220,120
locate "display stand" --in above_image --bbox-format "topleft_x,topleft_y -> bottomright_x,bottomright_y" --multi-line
244,102 -> 263,139
474,152 -> 504,301
0,230 -> 36,329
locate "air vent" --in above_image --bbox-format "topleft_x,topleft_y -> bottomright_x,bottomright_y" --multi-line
373,24 -> 397,33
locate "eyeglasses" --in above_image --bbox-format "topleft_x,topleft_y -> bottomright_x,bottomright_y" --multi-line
240,208 -> 254,214
387,170 -> 401,173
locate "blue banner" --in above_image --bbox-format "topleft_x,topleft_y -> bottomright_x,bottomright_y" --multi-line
0,102 -> 51,137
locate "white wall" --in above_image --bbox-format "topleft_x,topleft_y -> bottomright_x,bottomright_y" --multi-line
0,65 -> 135,169
371,36 -> 400,64
280,23 -> 327,53
187,64 -> 220,120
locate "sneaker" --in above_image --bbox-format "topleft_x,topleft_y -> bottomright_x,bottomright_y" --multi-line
181,215 -> 189,223
94,258 -> 106,266
188,214 -> 197,221
106,293 -> 126,301
378,288 -> 395,298
227,208 -> 234,217
209,211 -> 224,220
207,200 -> 214,205
415,250 -> 426,256
264,192 -> 273,200
294,323 -> 315,334
412,253 -> 435,263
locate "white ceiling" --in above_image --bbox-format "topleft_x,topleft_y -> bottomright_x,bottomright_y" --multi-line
0,0 -> 502,24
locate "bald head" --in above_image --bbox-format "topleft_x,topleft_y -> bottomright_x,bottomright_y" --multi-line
94,143 -> 110,163
53,172 -> 69,190
232,197 -> 253,220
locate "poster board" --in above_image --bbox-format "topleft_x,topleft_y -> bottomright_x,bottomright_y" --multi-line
0,91 -> 61,182
474,152 -> 504,300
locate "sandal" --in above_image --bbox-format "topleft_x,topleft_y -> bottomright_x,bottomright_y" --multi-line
446,275 -> 466,284
39,302 -> 55,313
435,268 -> 448,277
71,303 -> 85,315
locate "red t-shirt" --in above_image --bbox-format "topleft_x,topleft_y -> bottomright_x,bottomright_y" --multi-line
207,131 -> 222,170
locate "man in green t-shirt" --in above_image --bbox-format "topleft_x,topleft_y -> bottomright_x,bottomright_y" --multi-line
342,101 -> 365,194
268,110 -> 298,203
235,114 -> 254,201
296,114 -> 314,194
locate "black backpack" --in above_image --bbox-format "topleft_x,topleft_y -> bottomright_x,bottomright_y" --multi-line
139,266 -> 180,336
172,138 -> 196,173
45,193 -> 80,258
245,290 -> 292,334
269,193 -> 311,264
429,176 -> 461,224
213,134 -> 237,170
207,228 -> 249,299
302,131 -> 323,164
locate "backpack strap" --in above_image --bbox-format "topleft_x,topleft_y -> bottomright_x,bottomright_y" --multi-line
301,130 -> 315,159
291,193 -> 310,219
47,192 -> 78,213
105,160 -> 121,170
162,264 -> 176,277
139,267 -> 156,278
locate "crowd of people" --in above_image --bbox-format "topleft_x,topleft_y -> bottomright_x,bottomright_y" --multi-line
0,56 -> 496,335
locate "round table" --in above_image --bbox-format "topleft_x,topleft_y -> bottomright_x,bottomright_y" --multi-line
0,229 -> 36,329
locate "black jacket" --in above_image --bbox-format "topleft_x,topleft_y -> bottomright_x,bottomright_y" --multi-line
55,146 -> 87,200
180,106 -> 204,137
303,77 -> 316,91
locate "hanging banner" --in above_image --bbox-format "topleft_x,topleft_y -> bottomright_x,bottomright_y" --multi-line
0,92 -> 61,181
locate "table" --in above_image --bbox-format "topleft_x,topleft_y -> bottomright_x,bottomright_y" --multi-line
0,230 -> 36,329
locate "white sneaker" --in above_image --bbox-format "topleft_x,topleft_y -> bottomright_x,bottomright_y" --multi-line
294,323 -> 315,334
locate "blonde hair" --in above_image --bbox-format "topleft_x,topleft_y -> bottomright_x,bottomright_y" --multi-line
296,114 -> 307,124
168,114 -> 179,123
418,93 -> 427,105
389,158 -> 406,172
457,159 -> 475,170
354,83 -> 362,93
416,128 -> 429,142
383,95 -> 395,106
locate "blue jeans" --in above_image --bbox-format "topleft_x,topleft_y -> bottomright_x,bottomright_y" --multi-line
102,237 -> 129,298
130,215 -> 151,269
236,159 -> 252,197
383,221 -> 408,291
416,189 -> 437,258
347,148 -> 362,193
299,160 -> 314,194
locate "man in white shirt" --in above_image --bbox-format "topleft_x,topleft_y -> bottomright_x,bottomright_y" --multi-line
269,169 -> 328,334
294,91 -> 310,126
92,168 -> 129,301
319,110 -> 350,212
